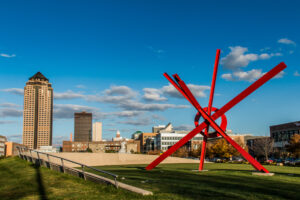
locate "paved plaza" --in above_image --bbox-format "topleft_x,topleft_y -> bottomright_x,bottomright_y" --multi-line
31,152 -> 199,167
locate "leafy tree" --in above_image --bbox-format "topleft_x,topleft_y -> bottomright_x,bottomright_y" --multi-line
189,144 -> 202,158
206,138 -> 246,159
173,147 -> 189,158
147,150 -> 161,155
286,134 -> 300,158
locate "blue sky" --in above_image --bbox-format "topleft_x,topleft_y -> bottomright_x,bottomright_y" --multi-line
0,0 -> 299,145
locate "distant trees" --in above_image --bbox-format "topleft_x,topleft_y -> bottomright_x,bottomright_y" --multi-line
173,147 -> 189,158
249,137 -> 274,161
147,150 -> 161,155
205,138 -> 244,159
286,134 -> 300,158
189,144 -> 202,158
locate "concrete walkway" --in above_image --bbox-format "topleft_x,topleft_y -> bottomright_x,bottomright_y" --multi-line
31,152 -> 199,168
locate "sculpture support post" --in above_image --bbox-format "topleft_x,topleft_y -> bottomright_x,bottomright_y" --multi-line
199,49 -> 220,171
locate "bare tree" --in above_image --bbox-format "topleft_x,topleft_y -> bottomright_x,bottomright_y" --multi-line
249,137 -> 274,161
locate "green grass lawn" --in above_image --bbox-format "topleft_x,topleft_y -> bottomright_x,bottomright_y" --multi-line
88,162 -> 300,200
2,157 -> 300,200
0,157 -> 148,200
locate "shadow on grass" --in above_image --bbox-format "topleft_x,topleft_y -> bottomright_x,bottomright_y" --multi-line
93,165 -> 300,199
31,163 -> 48,200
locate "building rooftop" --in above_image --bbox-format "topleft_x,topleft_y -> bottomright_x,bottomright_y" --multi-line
29,72 -> 49,81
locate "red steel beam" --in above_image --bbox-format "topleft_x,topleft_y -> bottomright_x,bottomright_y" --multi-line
174,76 -> 268,172
146,62 -> 286,171
199,49 -> 221,170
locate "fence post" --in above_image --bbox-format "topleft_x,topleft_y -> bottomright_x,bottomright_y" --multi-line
81,165 -> 86,180
17,147 -> 21,158
23,148 -> 28,161
61,158 -> 64,173
29,149 -> 33,162
114,177 -> 118,188
37,152 -> 41,166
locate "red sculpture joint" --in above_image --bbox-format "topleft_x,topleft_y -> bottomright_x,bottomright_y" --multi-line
146,49 -> 287,173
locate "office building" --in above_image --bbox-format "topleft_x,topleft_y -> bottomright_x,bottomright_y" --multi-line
23,72 -> 53,149
138,132 -> 158,153
5,142 -> 27,157
131,131 -> 143,140
270,121 -> 300,151
152,123 -> 173,133
156,131 -> 203,152
0,135 -> 7,156
74,112 -> 92,142
92,122 -> 102,141
145,137 -> 156,152
63,140 -> 140,153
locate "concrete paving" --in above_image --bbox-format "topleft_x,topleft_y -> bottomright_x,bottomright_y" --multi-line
32,152 -> 199,168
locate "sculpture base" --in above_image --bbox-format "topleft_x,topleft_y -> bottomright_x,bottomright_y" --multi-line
252,172 -> 274,176
191,169 -> 209,172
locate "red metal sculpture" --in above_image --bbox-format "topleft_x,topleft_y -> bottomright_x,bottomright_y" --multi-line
146,49 -> 287,173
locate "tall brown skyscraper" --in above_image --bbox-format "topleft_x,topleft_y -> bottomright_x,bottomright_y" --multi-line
74,112 -> 92,142
23,72 -> 53,149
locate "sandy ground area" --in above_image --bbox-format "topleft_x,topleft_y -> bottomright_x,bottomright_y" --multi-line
26,152 -> 200,167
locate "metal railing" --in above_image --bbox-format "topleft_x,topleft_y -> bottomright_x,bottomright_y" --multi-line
17,146 -> 118,187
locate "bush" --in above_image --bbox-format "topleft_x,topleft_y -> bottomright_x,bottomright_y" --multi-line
147,150 -> 161,155
105,150 -> 117,153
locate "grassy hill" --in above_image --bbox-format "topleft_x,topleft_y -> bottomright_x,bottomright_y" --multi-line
0,157 -> 147,200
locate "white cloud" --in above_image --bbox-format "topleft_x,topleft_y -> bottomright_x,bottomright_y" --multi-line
0,108 -> 23,117
221,46 -> 259,70
274,71 -> 285,79
118,100 -> 189,111
174,124 -> 195,131
221,73 -> 234,81
53,104 -> 104,119
0,53 -> 16,58
222,69 -> 263,82
294,71 -> 300,77
1,88 -> 24,95
278,38 -> 296,45
222,69 -> 285,82
161,83 -> 210,99
142,88 -> 167,101
233,69 -> 264,82
0,103 -> 21,108
112,110 -> 144,117
119,117 -> 152,126
105,85 -> 137,97
0,120 -> 16,124
53,104 -> 144,120
54,90 -> 85,99
85,94 -> 133,104
221,46 -> 282,70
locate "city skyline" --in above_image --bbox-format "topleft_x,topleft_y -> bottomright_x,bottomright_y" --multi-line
1,1 -> 300,146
